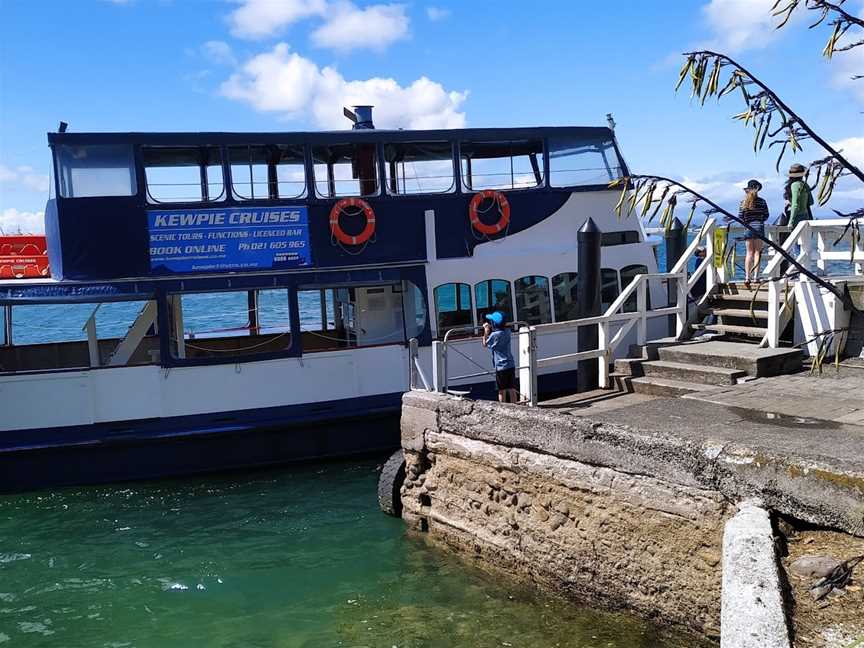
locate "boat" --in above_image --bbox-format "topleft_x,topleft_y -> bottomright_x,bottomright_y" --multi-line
0,107 -> 666,490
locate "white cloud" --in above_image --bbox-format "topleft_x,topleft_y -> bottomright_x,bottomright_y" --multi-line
201,40 -> 237,67
220,43 -> 467,129
0,165 -> 49,193
228,0 -> 327,40
312,2 -> 409,51
0,209 -> 45,235
831,136 -> 864,169
700,0 -> 802,53
426,6 -> 450,21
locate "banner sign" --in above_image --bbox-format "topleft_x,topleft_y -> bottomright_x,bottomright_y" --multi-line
147,206 -> 312,274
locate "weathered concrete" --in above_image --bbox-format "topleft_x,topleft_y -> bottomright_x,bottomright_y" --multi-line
404,391 -> 864,537
657,341 -> 803,377
721,501 -> 791,648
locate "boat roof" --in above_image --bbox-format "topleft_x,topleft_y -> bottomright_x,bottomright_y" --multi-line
47,125 -> 615,147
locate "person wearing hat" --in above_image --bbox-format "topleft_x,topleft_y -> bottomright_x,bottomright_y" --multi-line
784,163 -> 814,231
737,179 -> 770,286
481,311 -> 518,403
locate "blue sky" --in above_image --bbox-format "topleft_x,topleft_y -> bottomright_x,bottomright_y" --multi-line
0,0 -> 861,232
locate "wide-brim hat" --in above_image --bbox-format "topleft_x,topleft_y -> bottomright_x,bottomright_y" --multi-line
788,163 -> 806,178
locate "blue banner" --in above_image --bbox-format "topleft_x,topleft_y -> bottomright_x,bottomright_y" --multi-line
147,206 -> 312,274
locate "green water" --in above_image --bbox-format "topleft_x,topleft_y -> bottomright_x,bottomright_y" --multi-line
0,460 -> 698,648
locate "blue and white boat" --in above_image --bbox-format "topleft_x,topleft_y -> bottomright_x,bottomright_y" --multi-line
0,108 -> 665,490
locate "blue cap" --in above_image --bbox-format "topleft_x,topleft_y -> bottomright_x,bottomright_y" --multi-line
485,311 -> 504,326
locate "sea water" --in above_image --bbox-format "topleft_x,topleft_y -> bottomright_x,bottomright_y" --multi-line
0,460 -> 701,648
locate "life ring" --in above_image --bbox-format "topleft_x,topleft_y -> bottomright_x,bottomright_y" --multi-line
329,197 -> 376,246
469,190 -> 510,236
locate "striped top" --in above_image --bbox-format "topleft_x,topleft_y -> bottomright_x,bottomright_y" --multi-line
737,196 -> 769,225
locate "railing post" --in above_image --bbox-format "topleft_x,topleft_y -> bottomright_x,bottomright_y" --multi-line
816,229 -> 827,273
676,272 -> 688,338
799,222 -> 813,276
597,321 -> 609,389
408,338 -> 418,390
431,340 -> 446,392
518,326 -> 538,406
637,278 -> 647,345
767,281 -> 780,348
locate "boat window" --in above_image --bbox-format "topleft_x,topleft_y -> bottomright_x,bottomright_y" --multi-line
228,145 -> 306,200
460,140 -> 544,191
402,282 -> 427,339
2,300 -> 155,372
383,141 -> 454,195
56,144 -> 137,198
514,275 -> 552,325
0,306 -> 7,346
143,147 -> 225,204
312,143 -> 379,198
168,289 -> 292,360
298,283 -> 408,351
601,231 -> 641,246
552,272 -> 579,322
620,264 -> 651,312
601,268 -> 620,311
549,136 -> 624,187
434,283 -> 473,337
474,279 -> 513,325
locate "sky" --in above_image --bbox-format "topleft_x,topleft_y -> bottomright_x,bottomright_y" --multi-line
0,0 -> 861,234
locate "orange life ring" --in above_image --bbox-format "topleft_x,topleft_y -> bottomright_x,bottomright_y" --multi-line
329,197 -> 376,246
469,190 -> 510,235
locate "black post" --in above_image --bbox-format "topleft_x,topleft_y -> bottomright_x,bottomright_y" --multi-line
665,217 -> 687,336
576,218 -> 601,392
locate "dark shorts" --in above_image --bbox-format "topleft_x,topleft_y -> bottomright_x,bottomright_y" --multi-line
495,367 -> 516,390
744,222 -> 765,240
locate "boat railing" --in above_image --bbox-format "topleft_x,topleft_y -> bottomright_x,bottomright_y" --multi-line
422,218 -> 723,402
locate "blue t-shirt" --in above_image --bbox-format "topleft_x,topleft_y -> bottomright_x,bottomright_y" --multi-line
486,328 -> 515,371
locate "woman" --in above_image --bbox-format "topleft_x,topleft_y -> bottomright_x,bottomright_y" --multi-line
784,163 -> 813,230
738,179 -> 770,287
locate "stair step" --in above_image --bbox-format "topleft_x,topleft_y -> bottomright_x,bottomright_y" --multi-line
628,376 -> 716,397
692,323 -> 767,338
641,360 -> 746,386
613,357 -> 645,377
710,292 -> 770,303
703,307 -> 769,319
658,340 -> 803,377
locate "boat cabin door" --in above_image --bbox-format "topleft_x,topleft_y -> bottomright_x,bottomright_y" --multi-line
335,285 -> 404,347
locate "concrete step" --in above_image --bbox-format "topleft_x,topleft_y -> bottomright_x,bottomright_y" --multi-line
657,340 -> 803,377
628,376 -> 716,397
709,292 -> 769,304
692,323 -> 767,338
641,360 -> 746,386
613,357 -> 645,377
703,307 -> 769,320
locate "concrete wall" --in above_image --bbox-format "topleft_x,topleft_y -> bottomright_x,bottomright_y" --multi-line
400,391 -> 733,637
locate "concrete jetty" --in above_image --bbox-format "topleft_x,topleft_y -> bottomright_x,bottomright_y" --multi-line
394,368 -> 864,645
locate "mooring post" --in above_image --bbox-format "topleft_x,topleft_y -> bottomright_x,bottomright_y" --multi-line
665,217 -> 687,336
576,217 -> 601,392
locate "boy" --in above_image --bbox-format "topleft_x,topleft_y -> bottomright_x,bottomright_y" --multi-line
481,311 -> 518,403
